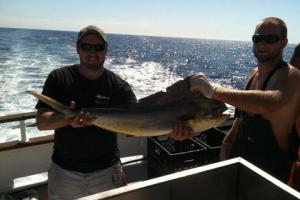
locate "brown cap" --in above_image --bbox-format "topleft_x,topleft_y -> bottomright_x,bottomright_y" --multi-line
77,25 -> 107,45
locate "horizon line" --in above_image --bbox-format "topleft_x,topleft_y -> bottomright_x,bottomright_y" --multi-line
0,26 -> 298,45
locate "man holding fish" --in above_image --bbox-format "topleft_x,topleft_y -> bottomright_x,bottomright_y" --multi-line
32,24 -> 229,199
35,25 -> 138,200
189,17 -> 300,183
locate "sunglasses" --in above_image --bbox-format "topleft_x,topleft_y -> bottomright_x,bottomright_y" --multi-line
79,43 -> 107,52
252,34 -> 283,44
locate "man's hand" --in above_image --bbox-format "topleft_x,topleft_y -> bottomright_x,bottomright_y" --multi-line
190,73 -> 218,98
169,122 -> 194,141
68,101 -> 95,128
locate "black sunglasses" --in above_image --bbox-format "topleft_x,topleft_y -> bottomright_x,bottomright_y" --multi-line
252,34 -> 283,44
79,43 -> 107,52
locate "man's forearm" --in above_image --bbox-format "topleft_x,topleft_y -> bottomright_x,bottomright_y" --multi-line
36,109 -> 69,130
212,87 -> 283,115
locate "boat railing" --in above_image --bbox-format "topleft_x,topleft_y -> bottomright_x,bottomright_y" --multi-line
0,111 -> 54,151
0,111 -> 36,143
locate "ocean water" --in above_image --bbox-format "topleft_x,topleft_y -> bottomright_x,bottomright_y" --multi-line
0,27 -> 295,142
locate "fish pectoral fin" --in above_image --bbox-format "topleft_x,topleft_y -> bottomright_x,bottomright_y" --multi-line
177,113 -> 196,121
125,134 -> 135,137
175,119 -> 192,128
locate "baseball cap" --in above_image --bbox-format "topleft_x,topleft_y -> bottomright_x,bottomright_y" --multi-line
77,25 -> 107,45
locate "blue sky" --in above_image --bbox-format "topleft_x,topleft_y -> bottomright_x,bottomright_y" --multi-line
0,0 -> 299,44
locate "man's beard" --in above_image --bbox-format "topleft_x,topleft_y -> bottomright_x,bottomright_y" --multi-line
253,49 -> 281,63
254,52 -> 274,62
82,60 -> 104,70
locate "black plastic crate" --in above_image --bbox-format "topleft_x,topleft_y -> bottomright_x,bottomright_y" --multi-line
192,128 -> 226,163
147,136 -> 207,177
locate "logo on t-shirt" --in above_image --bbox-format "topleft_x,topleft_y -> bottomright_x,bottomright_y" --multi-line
94,94 -> 111,106
96,94 -> 110,101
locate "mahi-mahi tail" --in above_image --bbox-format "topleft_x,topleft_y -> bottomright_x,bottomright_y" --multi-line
27,91 -> 76,117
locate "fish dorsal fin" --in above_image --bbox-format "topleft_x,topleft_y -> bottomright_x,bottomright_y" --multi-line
138,77 -> 227,115
139,77 -> 205,106
138,91 -> 165,106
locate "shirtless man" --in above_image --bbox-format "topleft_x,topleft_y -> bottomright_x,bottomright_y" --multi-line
290,43 -> 300,69
290,43 -> 300,136
190,17 -> 300,182
288,43 -> 300,189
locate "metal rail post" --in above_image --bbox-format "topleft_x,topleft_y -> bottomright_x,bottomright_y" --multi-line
20,120 -> 27,143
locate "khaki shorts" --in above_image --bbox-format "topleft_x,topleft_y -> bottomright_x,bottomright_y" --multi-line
48,161 -> 125,200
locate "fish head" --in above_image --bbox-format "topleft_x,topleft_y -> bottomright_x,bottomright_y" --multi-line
189,111 -> 230,133
185,94 -> 229,132
193,93 -> 227,111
